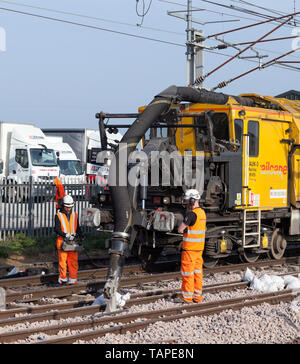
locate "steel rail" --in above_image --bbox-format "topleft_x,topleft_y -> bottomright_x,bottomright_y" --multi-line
33,290 -> 300,344
0,264 -> 146,289
2,254 -> 299,290
0,280 -> 247,325
0,281 -> 297,344
2,256 -> 300,303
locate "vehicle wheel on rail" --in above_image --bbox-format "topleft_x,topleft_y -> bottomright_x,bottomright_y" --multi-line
268,228 -> 287,260
132,244 -> 163,264
203,255 -> 219,268
239,249 -> 260,263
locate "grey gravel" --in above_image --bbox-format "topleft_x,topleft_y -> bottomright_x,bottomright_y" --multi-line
1,265 -> 300,344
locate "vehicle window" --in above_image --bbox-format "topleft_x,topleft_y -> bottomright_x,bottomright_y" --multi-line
157,127 -> 168,138
248,121 -> 259,157
234,119 -> 243,145
212,113 -> 230,141
144,127 -> 157,142
60,160 -> 84,175
30,148 -> 57,167
15,149 -> 29,168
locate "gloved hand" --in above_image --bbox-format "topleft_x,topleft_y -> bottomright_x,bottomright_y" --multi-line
65,233 -> 74,241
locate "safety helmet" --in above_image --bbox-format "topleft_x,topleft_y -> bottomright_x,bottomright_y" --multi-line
183,189 -> 201,201
63,195 -> 74,208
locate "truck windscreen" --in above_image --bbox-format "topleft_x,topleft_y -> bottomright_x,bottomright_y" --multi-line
59,160 -> 84,175
30,148 -> 57,167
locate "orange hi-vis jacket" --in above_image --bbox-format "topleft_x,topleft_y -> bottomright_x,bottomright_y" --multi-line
56,211 -> 78,250
183,208 -> 206,251
54,177 -> 66,209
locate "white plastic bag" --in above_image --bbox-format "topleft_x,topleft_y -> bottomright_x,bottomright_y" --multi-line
283,275 -> 299,286
286,279 -> 300,290
7,267 -> 18,276
269,275 -> 285,291
263,282 -> 279,293
258,274 -> 273,285
117,292 -> 131,307
92,292 -> 131,308
92,294 -> 106,306
250,277 -> 265,291
243,268 -> 255,283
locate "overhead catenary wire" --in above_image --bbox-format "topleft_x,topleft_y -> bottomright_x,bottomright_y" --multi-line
226,35 -> 300,47
197,0 -> 300,27
0,1 -> 299,78
136,0 -> 153,26
231,0 -> 300,24
212,47 -> 300,91
0,6 -> 185,47
159,0 -> 300,59
194,13 -> 296,85
207,11 -> 300,39
0,0 -> 183,36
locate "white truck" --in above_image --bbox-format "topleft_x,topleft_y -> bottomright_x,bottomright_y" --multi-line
45,136 -> 85,185
0,121 -> 59,184
42,128 -> 122,182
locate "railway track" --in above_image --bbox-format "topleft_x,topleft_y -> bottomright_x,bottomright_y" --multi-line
0,255 -> 299,344
0,279 -> 299,344
0,255 -> 299,305
0,256 -> 300,289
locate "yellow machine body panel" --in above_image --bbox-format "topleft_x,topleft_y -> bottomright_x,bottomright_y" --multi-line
240,108 -> 290,209
240,94 -> 300,208
140,93 -> 300,210
176,99 -> 294,210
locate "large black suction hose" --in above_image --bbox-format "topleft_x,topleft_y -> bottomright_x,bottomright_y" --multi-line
104,91 -> 173,310
104,86 -> 254,311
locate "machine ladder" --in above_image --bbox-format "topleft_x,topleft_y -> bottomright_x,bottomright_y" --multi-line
242,209 -> 261,248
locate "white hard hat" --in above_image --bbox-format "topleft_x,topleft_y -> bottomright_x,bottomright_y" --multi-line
63,195 -> 74,207
183,189 -> 201,201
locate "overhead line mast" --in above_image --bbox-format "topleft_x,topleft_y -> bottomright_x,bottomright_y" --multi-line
167,0 -> 240,86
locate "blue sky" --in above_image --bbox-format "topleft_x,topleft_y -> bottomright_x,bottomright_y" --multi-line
0,0 -> 299,130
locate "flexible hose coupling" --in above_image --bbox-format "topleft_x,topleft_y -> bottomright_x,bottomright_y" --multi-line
108,231 -> 130,257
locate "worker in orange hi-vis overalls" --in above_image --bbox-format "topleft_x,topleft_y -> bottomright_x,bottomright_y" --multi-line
55,195 -> 83,285
176,189 -> 206,304
54,176 -> 66,211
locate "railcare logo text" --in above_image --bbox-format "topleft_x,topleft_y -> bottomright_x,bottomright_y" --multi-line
292,26 -> 300,51
0,26 -> 6,52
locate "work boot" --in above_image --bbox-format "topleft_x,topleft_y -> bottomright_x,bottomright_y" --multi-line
68,278 -> 78,285
69,281 -> 79,286
173,296 -> 193,304
193,298 -> 203,303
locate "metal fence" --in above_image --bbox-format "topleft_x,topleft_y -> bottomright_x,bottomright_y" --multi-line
0,177 -> 97,240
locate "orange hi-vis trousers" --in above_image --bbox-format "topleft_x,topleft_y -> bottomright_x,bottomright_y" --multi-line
57,250 -> 79,284
180,250 -> 204,303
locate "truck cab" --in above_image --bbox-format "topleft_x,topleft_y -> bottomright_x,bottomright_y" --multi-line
46,136 -> 85,185
7,127 -> 59,183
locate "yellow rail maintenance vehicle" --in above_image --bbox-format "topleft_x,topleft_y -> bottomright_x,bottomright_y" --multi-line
86,86 -> 300,306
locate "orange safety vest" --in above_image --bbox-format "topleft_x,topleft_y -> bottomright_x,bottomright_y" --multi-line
183,208 -> 206,251
54,177 -> 66,209
56,211 -> 78,250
